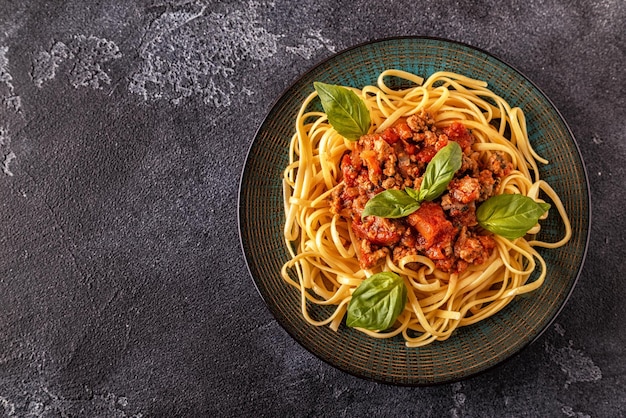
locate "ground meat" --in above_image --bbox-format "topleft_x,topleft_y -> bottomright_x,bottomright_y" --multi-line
380,177 -> 394,190
460,153 -> 480,176
329,112 -> 504,272
441,194 -> 478,227
359,239 -> 389,269
382,155 -> 397,177
478,169 -> 496,201
406,110 -> 435,132
422,130 -> 444,148
392,228 -> 419,263
454,227 -> 496,265
329,184 -> 347,216
448,176 -> 481,204
486,151 -> 513,178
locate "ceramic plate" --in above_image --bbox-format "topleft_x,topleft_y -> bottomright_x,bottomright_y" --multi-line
238,37 -> 590,385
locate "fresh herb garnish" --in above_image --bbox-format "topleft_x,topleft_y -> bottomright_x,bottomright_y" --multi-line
360,189 -> 421,219
361,141 -> 462,218
476,194 -> 550,240
417,141 -> 463,201
346,272 -> 407,331
314,82 -> 371,141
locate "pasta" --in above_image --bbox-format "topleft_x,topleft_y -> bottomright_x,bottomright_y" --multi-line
281,70 -> 571,347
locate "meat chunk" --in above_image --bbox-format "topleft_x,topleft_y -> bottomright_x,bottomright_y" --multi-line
486,151 -> 513,178
454,227 -> 496,266
359,239 -> 390,269
406,110 -> 435,132
460,153 -> 479,176
355,134 -> 397,186
392,228 -> 418,263
441,194 -> 477,227
477,169 -> 497,201
448,176 -> 481,204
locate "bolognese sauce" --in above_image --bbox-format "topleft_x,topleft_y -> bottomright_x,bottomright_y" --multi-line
329,110 -> 512,273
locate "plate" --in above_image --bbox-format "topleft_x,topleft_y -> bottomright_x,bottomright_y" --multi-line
238,37 -> 590,385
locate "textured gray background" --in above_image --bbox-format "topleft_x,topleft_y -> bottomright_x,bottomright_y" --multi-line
0,0 -> 624,417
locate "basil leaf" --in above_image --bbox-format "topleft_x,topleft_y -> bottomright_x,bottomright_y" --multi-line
405,186 -> 420,201
477,194 -> 551,240
361,189 -> 420,219
314,82 -> 371,141
347,272 -> 407,330
418,141 -> 463,201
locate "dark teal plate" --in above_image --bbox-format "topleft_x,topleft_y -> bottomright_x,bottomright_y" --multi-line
238,37 -> 590,385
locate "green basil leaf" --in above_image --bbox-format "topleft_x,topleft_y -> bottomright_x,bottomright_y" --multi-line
361,189 -> 420,219
405,186 -> 420,201
477,194 -> 551,240
314,82 -> 371,141
418,141 -> 463,201
347,272 -> 407,330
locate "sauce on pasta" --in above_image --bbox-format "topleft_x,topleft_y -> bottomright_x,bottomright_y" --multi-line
330,111 -> 508,273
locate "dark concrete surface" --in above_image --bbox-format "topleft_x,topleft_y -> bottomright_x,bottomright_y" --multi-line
0,0 -> 624,416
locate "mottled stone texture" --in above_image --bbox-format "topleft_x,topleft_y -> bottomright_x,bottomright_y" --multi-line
0,0 -> 624,417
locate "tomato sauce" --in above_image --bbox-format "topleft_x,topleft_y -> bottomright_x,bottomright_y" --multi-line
329,110 -> 513,273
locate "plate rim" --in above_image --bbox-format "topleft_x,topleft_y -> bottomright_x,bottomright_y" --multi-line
237,35 -> 591,385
